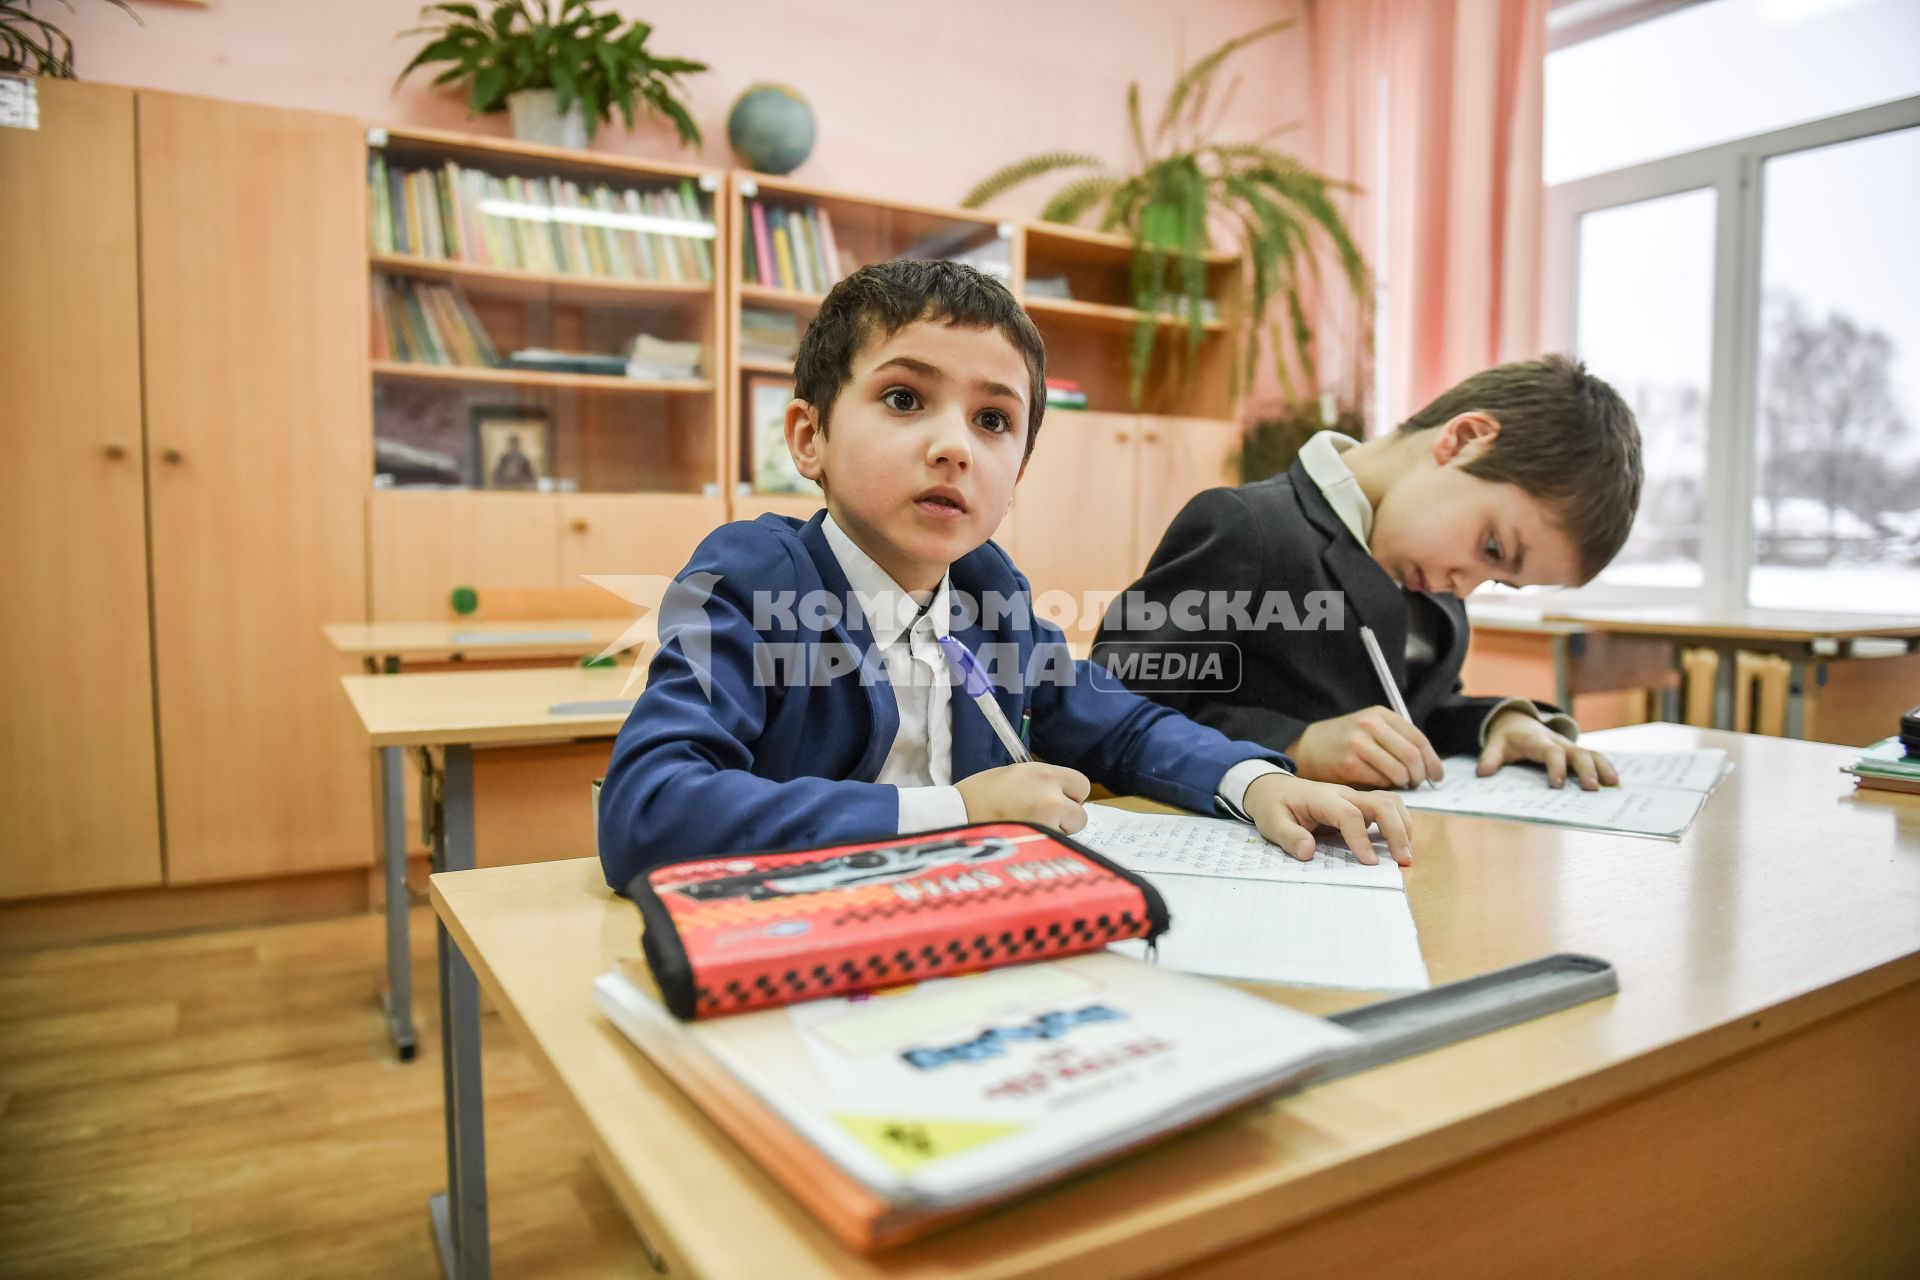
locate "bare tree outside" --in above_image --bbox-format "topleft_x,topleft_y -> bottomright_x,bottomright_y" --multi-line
1755,290 -> 1915,566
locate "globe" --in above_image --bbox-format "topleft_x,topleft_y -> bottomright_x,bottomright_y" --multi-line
727,83 -> 816,175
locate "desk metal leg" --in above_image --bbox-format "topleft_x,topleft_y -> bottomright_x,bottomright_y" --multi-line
429,745 -> 489,1280
1712,643 -> 1738,731
379,745 -> 416,1060
1785,656 -> 1809,740
1550,634 -> 1573,714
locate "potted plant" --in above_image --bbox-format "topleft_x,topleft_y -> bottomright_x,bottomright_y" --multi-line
397,1 -> 706,150
1231,400 -> 1365,485
962,19 -> 1368,408
1,0 -> 139,78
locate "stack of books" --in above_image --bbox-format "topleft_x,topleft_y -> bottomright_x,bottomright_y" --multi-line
624,333 -> 703,381
739,307 -> 800,365
1842,738 -> 1920,795
368,155 -> 715,283
742,198 -> 844,294
595,951 -> 1357,1250
370,276 -> 499,367
1044,377 -> 1089,410
502,349 -> 629,377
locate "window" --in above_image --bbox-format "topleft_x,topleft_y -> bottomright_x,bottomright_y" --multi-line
1543,0 -> 1920,610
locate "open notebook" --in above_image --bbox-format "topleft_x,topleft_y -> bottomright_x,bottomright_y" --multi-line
594,950 -> 1358,1251
1400,749 -> 1729,839
1075,805 -> 1431,993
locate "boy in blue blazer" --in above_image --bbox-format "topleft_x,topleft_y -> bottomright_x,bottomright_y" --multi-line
598,261 -> 1410,889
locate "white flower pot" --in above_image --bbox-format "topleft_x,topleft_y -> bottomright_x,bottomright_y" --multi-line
507,88 -> 589,149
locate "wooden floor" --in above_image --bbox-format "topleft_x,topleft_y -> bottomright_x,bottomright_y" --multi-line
0,903 -> 651,1278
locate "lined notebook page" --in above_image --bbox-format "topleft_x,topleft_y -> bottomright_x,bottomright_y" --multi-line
1401,749 -> 1728,839
1109,875 -> 1429,992
1078,806 -> 1429,992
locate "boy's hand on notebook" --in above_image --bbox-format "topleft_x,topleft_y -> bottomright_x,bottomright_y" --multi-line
956,764 -> 1092,834
1286,707 -> 1447,790
1244,773 -> 1413,867
1479,709 -> 1619,790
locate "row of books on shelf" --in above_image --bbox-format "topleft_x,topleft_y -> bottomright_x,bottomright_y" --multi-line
371,275 -> 703,380
371,276 -> 499,367
369,155 -> 715,283
740,306 -> 800,365
742,199 -> 846,295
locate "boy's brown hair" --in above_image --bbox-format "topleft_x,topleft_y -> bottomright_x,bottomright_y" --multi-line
794,259 -> 1049,461
1397,354 -> 1643,583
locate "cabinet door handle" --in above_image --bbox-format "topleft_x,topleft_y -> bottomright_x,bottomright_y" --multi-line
570,518 -> 590,534
1115,430 -> 1132,444
103,441 -> 128,460
1143,431 -> 1161,444
160,446 -> 184,465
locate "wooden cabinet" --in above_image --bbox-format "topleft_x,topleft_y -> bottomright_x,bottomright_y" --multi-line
370,491 -> 562,619
0,81 -> 164,900
368,490 -> 729,619
1014,412 -> 1241,644
557,493 -> 727,583
139,92 -> 373,883
1132,416 -> 1244,569
1013,412 -> 1145,642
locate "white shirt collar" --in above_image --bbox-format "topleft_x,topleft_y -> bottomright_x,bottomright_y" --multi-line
1297,430 -> 1373,548
821,513 -> 951,648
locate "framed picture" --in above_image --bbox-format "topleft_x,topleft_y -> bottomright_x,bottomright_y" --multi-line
472,407 -> 550,491
746,374 -> 810,495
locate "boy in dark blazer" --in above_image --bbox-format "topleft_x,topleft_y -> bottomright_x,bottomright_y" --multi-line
1093,357 -> 1643,793
597,261 -> 1411,889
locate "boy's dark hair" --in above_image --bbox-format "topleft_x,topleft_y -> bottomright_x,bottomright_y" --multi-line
794,259 -> 1048,460
1397,354 -> 1643,583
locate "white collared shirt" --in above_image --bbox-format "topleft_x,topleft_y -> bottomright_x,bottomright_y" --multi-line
1296,431 -> 1576,744
822,515 -> 968,832
821,515 -> 1285,833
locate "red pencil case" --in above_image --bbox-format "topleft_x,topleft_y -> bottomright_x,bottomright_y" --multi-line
625,822 -> 1170,1019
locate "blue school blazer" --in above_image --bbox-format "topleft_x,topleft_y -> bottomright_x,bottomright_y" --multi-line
597,511 -> 1291,888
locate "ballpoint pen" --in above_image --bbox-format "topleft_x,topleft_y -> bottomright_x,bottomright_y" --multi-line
1359,624 -> 1438,790
935,635 -> 1032,765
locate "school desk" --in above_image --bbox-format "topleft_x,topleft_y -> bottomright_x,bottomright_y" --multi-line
1543,604 -> 1920,739
426,723 -> 1920,1280
324,618 -> 636,671
340,664 -> 637,1059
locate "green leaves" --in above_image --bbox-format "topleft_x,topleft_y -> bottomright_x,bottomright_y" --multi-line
395,0 -> 708,146
955,19 -> 1369,407
2,0 -> 140,80
959,153 -> 1104,210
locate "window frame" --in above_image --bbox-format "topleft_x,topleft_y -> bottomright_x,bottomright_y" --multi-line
1538,92 -> 1920,612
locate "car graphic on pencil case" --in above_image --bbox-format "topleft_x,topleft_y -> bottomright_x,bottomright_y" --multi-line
669,836 -> 1019,902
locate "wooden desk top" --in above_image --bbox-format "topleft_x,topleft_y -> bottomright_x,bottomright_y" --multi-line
1463,602 -> 1584,636
1542,604 -> 1920,642
323,618 -> 642,663
430,725 -> 1920,1278
340,663 -> 641,747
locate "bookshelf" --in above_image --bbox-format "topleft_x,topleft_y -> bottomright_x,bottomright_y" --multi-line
364,128 -> 731,616
367,127 -> 726,494
1020,222 -> 1241,419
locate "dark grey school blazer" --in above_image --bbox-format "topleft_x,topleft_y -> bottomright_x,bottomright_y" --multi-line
1091,460 -> 1538,757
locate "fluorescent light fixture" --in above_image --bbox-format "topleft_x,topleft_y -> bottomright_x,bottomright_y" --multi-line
478,198 -> 716,240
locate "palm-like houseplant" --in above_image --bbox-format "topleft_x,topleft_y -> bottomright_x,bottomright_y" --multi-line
1,0 -> 139,78
962,19 -> 1368,406
397,1 -> 706,147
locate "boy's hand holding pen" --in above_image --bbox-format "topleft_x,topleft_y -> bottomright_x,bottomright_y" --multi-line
940,634 -> 1093,833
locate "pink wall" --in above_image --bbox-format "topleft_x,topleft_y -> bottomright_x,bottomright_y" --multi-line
61,0 -> 1310,223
